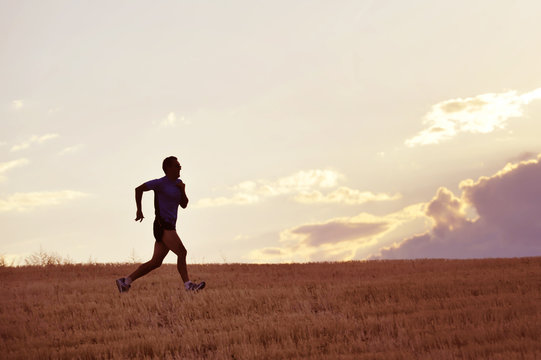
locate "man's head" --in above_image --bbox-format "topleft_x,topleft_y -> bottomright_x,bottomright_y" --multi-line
162,156 -> 181,178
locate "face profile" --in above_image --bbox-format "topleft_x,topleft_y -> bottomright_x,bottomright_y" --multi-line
167,161 -> 181,179
162,156 -> 182,180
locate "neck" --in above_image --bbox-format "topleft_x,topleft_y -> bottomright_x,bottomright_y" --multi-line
165,174 -> 177,181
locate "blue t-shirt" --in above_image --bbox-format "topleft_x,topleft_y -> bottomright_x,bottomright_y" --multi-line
145,176 -> 185,225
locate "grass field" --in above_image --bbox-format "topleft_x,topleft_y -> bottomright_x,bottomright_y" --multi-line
1,258 -> 540,359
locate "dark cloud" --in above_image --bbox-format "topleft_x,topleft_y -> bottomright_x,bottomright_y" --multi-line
293,221 -> 389,247
377,155 -> 541,259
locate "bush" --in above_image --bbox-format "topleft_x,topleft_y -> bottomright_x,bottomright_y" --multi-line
24,247 -> 66,266
0,254 -> 17,267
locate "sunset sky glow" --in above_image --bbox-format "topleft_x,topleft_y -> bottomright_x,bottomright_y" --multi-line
2,0 -> 541,264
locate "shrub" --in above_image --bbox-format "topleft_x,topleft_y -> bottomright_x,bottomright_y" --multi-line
24,247 -> 65,266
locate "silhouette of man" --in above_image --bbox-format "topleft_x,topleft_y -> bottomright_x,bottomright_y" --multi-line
116,156 -> 205,292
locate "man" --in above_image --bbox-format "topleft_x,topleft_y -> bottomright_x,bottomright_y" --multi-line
116,156 -> 205,292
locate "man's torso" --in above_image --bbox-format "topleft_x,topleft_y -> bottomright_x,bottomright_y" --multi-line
145,176 -> 182,225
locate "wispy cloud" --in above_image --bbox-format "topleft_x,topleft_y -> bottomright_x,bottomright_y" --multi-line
198,170 -> 401,207
0,191 -> 90,212
12,100 -> 23,110
197,169 -> 355,207
295,187 -> 401,205
58,144 -> 84,156
405,88 -> 541,147
10,134 -> 59,152
0,158 -> 29,181
48,106 -> 63,114
375,154 -> 541,259
157,112 -> 191,128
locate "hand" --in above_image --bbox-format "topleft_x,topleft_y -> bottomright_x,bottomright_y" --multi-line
135,210 -> 144,222
176,180 -> 186,192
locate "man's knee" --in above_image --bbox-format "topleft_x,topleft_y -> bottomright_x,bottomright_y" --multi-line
179,246 -> 187,259
148,258 -> 163,270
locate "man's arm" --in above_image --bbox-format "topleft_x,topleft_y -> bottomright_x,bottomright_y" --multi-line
178,181 -> 189,209
135,183 -> 150,222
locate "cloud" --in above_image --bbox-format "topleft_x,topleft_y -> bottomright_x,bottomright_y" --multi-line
295,187 -> 401,205
249,204 -> 426,262
58,144 -> 84,155
405,88 -> 541,147
157,112 -> 190,128
10,134 -> 59,152
292,221 -> 389,247
196,193 -> 259,207
48,106 -> 63,114
197,169 -> 342,207
0,191 -> 90,212
250,153 -> 541,262
12,100 -> 23,110
507,151 -> 538,164
197,169 -> 400,207
425,187 -> 469,237
0,158 -> 29,181
260,248 -> 284,256
376,154 -> 541,259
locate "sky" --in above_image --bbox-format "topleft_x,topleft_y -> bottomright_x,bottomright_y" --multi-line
1,0 -> 541,264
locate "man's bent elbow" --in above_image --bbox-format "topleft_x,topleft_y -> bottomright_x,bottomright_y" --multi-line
180,198 -> 189,209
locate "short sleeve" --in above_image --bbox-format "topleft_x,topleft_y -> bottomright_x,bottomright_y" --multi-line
145,178 -> 161,191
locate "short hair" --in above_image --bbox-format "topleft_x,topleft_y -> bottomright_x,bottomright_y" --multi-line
162,156 -> 178,173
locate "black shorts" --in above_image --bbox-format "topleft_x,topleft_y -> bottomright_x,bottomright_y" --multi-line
153,217 -> 176,242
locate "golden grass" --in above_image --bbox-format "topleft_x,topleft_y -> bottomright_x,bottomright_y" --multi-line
1,258 -> 540,359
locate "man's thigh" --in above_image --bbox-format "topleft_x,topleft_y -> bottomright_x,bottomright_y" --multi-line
161,230 -> 187,255
150,240 -> 169,262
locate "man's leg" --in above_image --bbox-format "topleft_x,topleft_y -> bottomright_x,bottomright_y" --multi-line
128,241 -> 169,282
161,230 -> 189,283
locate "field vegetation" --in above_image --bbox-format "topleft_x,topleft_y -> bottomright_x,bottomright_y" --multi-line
1,257 -> 540,359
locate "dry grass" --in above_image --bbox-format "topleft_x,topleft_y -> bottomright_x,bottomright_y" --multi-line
1,258 -> 540,359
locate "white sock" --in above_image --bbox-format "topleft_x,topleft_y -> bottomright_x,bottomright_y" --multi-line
125,277 -> 132,285
184,281 -> 193,289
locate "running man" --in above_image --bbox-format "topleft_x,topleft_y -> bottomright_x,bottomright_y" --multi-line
116,156 -> 205,292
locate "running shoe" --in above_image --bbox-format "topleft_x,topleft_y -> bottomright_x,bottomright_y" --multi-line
116,277 -> 131,293
186,281 -> 206,291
